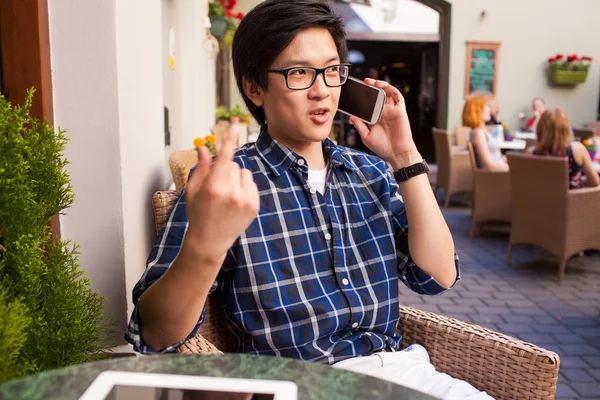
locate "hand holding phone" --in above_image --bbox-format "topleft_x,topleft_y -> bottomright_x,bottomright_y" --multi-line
344,78 -> 420,170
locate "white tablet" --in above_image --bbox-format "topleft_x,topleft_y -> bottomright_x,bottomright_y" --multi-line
79,371 -> 298,400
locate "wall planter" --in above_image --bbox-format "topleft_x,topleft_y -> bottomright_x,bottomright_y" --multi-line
550,69 -> 589,85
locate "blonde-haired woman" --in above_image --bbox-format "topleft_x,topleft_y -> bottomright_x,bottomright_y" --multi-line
531,109 -> 599,188
462,96 -> 508,171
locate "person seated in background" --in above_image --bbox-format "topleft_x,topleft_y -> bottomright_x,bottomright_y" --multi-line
462,96 -> 509,171
485,99 -> 502,126
525,97 -> 547,132
528,109 -> 599,189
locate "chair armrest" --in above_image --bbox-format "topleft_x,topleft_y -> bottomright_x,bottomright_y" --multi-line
177,332 -> 223,355
398,306 -> 559,400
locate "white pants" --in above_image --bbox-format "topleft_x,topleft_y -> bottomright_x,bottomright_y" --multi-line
333,345 -> 494,400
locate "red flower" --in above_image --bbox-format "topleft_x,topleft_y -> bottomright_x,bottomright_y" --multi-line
555,54 -> 564,60
236,12 -> 244,19
548,57 -> 556,63
582,56 -> 593,62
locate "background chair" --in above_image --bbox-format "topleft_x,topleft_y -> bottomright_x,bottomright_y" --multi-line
467,142 -> 512,238
506,153 -> 600,280
572,127 -> 595,142
432,128 -> 472,207
151,190 -> 559,400
454,125 -> 471,147
169,150 -> 197,191
586,121 -> 600,134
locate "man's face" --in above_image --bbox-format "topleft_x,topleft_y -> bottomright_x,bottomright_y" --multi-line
260,27 -> 341,150
533,99 -> 546,115
482,105 -> 491,122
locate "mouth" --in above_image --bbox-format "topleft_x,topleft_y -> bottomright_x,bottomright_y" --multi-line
308,107 -> 331,124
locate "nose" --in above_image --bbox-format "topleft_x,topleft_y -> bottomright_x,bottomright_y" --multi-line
308,72 -> 330,100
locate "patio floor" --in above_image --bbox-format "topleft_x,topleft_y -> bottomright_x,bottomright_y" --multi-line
399,199 -> 600,399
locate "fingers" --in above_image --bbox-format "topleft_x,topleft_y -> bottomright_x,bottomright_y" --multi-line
210,127 -> 239,181
186,146 -> 212,193
349,116 -> 372,141
364,78 -> 403,107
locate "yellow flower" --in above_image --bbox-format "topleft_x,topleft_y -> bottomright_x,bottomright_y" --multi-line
205,135 -> 217,144
193,137 -> 206,147
582,139 -> 589,146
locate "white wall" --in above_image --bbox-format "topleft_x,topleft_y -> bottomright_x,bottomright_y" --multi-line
446,0 -> 600,130
49,0 -> 165,343
163,0 -> 217,185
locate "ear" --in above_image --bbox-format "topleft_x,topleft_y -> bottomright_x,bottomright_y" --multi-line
243,77 -> 264,107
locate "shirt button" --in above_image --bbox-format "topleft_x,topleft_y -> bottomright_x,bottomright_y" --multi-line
297,159 -> 305,166
352,322 -> 359,329
310,187 -> 317,194
325,233 -> 332,240
342,278 -> 349,286
324,351 -> 331,357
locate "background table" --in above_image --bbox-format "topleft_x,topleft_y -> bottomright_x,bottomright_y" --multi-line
500,138 -> 527,151
0,354 -> 437,400
593,161 -> 600,174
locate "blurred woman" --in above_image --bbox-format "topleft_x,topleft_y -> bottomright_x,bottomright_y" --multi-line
463,96 -> 509,171
531,109 -> 599,189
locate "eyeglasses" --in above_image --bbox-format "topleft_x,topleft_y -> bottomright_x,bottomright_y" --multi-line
267,63 -> 351,90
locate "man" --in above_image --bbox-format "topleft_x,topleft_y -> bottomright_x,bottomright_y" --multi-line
127,1 -> 491,398
526,97 -> 547,132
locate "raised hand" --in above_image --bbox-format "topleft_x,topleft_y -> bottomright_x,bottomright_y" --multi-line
183,128 -> 260,267
349,78 -> 420,170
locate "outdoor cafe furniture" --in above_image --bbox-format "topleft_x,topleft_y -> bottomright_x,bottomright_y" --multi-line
573,127 -> 595,142
0,353 -> 435,400
169,149 -> 197,191
432,128 -> 472,207
454,125 -> 471,147
466,142 -> 511,238
150,190 -> 560,400
506,153 -> 600,281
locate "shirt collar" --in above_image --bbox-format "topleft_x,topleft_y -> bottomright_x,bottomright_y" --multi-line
255,125 -> 357,177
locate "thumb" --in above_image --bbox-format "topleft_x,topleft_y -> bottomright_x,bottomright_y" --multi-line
186,146 -> 212,194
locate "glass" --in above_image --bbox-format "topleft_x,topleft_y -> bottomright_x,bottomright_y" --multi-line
267,64 -> 351,90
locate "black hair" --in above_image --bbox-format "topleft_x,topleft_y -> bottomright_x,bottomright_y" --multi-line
231,0 -> 348,126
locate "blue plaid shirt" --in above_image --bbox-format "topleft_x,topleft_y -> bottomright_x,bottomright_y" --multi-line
126,128 -> 460,364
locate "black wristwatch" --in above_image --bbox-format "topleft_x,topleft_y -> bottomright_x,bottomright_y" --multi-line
393,160 -> 430,183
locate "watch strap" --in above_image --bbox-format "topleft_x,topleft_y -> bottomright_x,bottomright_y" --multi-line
393,160 -> 430,183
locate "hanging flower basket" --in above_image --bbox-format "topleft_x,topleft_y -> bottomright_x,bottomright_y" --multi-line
209,15 -> 229,41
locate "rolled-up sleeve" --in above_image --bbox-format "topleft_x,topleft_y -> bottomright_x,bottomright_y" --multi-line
387,172 -> 460,295
125,189 -> 218,354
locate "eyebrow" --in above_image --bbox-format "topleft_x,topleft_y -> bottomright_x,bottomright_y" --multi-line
277,56 -> 341,69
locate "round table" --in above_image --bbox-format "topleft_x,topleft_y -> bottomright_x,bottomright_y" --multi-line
0,353 -> 437,400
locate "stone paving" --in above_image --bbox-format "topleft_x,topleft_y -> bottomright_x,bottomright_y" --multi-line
399,203 -> 600,400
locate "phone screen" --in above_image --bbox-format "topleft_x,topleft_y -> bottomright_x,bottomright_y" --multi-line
338,78 -> 383,123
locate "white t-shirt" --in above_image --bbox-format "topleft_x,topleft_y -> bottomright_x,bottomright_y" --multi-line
308,164 -> 328,195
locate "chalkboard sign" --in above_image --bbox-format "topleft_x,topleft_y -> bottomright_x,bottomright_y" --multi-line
464,41 -> 500,97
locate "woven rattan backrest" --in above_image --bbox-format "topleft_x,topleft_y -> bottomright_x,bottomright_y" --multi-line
432,128 -> 452,188
169,150 -> 198,191
151,190 -> 235,352
455,126 -> 471,147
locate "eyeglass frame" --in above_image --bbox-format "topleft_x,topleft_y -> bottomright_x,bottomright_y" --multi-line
267,63 -> 352,90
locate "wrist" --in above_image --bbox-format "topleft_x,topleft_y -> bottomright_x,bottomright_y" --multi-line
389,148 -> 423,171
180,235 -> 225,271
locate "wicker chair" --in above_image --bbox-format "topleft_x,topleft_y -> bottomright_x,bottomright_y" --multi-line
467,142 -> 511,238
455,125 -> 471,147
432,128 -> 472,207
168,150 -> 197,191
506,153 -> 600,280
150,190 -> 560,400
572,127 -> 595,142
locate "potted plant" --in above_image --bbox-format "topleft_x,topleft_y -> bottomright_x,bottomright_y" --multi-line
0,90 -> 114,384
582,137 -> 598,161
208,0 -> 244,48
548,54 -> 593,85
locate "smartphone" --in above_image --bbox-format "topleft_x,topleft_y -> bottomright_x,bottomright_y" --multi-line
338,76 -> 387,125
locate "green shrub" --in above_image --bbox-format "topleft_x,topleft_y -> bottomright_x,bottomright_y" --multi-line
0,89 -> 114,384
